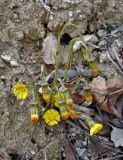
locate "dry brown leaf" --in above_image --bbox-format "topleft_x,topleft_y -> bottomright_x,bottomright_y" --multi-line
91,76 -> 123,117
88,137 -> 117,155
64,142 -> 79,160
90,76 -> 107,104
42,33 -> 57,64
111,126 -> 123,147
71,93 -> 84,105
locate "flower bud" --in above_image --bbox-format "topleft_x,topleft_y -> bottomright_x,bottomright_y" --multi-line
31,106 -> 39,123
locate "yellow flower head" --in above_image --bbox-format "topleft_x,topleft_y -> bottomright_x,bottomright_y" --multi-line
43,94 -> 51,103
90,123 -> 103,136
43,109 -> 60,126
12,83 -> 28,100
69,110 -> 77,119
61,111 -> 69,120
54,93 -> 64,107
66,98 -> 73,106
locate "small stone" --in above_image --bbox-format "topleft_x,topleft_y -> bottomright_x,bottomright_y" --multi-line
108,0 -> 116,7
30,150 -> 36,155
82,141 -> 87,147
73,40 -> 82,52
63,0 -> 70,2
71,133 -> 76,137
1,54 -> 11,62
0,59 -> 6,68
99,53 -> 108,63
98,40 -> 107,48
39,87 -> 42,94
83,34 -> 98,43
98,29 -> 106,37
68,11 -> 73,17
10,60 -> 19,67
0,76 -> 5,80
49,15 -> 54,20
15,31 -> 24,40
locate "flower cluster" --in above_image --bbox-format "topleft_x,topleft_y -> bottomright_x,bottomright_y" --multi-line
12,82 -> 103,136
42,85 -> 77,121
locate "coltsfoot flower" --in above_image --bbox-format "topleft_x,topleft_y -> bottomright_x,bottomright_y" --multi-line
69,109 -> 77,119
66,98 -> 73,106
42,94 -> 51,103
43,109 -> 60,126
31,106 -> 39,123
12,83 -> 28,100
61,111 -> 69,120
84,88 -> 93,103
90,123 -> 103,136
54,93 -> 64,107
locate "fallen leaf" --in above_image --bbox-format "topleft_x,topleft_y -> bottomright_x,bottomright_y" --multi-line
71,93 -> 84,105
88,137 -> 117,155
90,76 -> 123,117
64,142 -> 79,160
90,76 -> 107,104
42,33 -> 57,64
111,126 -> 123,147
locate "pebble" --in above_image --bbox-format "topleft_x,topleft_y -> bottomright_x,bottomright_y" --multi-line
83,34 -> 98,43
68,11 -> 73,17
0,59 -> 6,68
1,54 -> 11,62
63,0 -> 70,2
98,40 -> 107,48
73,40 -> 82,52
30,150 -> 36,155
99,53 -> 108,63
98,29 -> 106,38
82,141 -> 87,147
15,31 -> 24,40
10,60 -> 19,67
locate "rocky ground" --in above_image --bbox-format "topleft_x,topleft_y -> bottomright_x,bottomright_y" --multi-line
0,0 -> 123,160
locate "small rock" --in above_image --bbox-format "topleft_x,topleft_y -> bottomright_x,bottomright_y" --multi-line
30,150 -> 36,155
108,0 -> 116,8
99,53 -> 109,63
0,76 -> 5,80
73,40 -> 82,52
63,0 -> 70,2
39,87 -> 42,94
68,11 -> 73,17
83,34 -> 98,43
15,31 -> 24,40
98,29 -> 106,38
82,141 -> 88,147
1,54 -> 11,62
0,59 -> 6,68
98,40 -> 107,48
10,60 -> 19,67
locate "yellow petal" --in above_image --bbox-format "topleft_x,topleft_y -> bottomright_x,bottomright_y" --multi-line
90,123 -> 103,136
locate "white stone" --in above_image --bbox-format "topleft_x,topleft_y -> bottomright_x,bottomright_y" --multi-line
1,54 -> 11,62
10,60 -> 19,67
15,31 -> 24,40
68,11 -> 73,17
73,40 -> 82,52
83,34 -> 98,43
